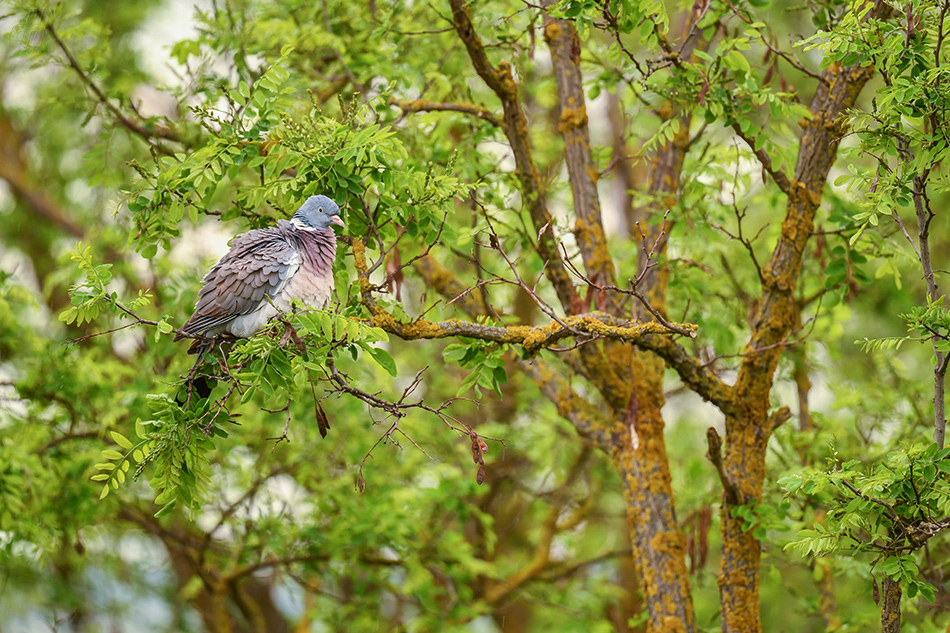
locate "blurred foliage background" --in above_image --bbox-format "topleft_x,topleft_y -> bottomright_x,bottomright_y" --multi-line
2,0 -> 950,632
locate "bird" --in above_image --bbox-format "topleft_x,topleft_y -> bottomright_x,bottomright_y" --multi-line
175,195 -> 345,354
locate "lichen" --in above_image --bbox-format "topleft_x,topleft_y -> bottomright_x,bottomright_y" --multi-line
351,239 -> 371,294
558,106 -> 588,133
585,165 -> 600,184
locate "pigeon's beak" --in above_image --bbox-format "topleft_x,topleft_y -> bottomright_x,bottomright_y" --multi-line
330,215 -> 345,228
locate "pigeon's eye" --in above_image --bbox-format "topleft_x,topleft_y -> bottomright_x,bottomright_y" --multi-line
318,208 -> 324,213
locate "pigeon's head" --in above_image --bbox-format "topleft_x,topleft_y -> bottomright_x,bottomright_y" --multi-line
292,195 -> 344,230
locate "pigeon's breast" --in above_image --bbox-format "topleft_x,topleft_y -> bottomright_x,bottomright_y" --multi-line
280,259 -> 334,309
276,227 -> 336,309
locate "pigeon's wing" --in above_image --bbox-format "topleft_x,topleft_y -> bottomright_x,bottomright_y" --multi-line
175,228 -> 299,339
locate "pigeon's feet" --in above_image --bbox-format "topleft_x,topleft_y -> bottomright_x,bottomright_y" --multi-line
182,356 -> 212,408
186,332 -> 237,356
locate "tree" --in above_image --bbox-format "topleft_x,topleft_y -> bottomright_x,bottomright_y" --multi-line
4,0 -> 950,632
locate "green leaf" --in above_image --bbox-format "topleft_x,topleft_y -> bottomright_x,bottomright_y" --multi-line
110,431 -> 133,450
726,50 -> 751,75
443,344 -> 468,363
154,501 -> 177,518
366,346 -> 397,377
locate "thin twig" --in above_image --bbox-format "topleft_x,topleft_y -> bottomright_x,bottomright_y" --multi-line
37,9 -> 180,154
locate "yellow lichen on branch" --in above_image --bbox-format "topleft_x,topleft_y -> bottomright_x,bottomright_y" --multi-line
368,305 -> 693,353
557,106 -> 588,133
352,240 -> 694,352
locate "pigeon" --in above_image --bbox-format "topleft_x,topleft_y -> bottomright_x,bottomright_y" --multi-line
176,195 -> 344,353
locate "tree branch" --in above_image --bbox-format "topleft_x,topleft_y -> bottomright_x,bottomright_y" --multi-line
719,4 -> 896,631
36,8 -> 180,155
542,11 -> 617,294
389,96 -> 502,127
734,0 -> 895,417
911,174 -> 947,448
354,240 -> 691,351
636,333 -> 738,417
449,0 -> 577,312
731,122 -> 793,195
706,427 -> 742,505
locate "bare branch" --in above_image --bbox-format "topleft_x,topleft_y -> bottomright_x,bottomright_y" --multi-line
706,427 -> 743,505
559,241 -> 697,339
910,174 -> 947,447
389,97 -> 502,127
352,239 -> 692,351
449,0 -> 578,311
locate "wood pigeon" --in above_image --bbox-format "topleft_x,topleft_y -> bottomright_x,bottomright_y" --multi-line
176,195 -> 344,353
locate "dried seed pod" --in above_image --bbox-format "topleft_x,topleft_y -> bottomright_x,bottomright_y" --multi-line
476,465 -> 485,485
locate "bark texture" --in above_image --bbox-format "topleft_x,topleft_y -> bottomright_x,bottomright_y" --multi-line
881,576 -> 902,633
718,3 -> 894,631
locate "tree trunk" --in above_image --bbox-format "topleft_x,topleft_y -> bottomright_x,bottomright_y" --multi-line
615,350 -> 694,632
719,409 -> 769,633
881,576 -> 901,633
718,3 -> 894,631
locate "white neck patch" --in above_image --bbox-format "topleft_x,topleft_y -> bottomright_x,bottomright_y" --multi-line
291,218 -> 318,231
